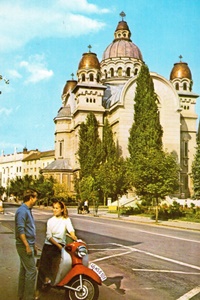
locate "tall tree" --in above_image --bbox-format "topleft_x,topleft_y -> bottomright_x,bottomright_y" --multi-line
77,112 -> 102,178
96,118 -> 131,203
128,63 -> 180,220
128,63 -> 163,161
191,136 -> 200,199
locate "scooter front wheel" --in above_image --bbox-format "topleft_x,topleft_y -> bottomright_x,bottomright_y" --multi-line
65,275 -> 99,300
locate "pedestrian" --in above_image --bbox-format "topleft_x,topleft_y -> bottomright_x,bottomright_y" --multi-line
15,189 -> 38,300
77,199 -> 83,214
84,199 -> 89,213
36,200 -> 77,296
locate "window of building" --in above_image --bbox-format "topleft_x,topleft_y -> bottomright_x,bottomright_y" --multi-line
118,67 -> 122,76
175,83 -> 179,90
82,74 -> 85,82
89,73 -> 94,81
59,141 -> 63,157
134,68 -> 138,75
126,67 -> 131,76
110,68 -> 114,77
183,82 -> 187,91
184,141 -> 188,157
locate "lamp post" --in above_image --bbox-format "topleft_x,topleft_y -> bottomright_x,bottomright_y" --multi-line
117,195 -> 121,218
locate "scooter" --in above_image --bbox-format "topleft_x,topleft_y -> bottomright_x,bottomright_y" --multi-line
36,237 -> 107,300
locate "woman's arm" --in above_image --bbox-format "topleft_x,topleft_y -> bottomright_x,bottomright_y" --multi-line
48,237 -> 63,251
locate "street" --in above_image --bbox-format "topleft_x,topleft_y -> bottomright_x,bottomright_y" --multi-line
0,204 -> 200,299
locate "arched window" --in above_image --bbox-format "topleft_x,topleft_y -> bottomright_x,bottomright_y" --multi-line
110,68 -> 114,77
89,73 -> 94,81
183,82 -> 187,91
97,74 -> 100,83
184,141 -> 188,157
134,68 -> 138,75
126,67 -> 131,76
118,67 -> 122,76
82,74 -> 85,82
175,83 -> 179,90
104,70 -> 107,79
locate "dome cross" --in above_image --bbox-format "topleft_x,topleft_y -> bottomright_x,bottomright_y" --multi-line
88,45 -> 92,53
120,11 -> 126,21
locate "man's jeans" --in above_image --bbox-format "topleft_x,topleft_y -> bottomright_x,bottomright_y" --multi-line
16,244 -> 37,300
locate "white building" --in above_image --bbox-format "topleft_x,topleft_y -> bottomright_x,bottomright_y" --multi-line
0,148 -> 55,190
40,13 -> 200,198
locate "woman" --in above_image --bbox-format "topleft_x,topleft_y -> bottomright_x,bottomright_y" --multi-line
36,200 -> 77,293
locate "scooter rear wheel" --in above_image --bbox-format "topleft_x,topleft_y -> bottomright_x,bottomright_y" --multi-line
65,275 -> 99,300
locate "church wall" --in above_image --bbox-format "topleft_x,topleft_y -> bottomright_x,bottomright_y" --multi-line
152,76 -> 181,159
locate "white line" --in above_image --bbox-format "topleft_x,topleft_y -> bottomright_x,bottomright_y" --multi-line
89,248 -> 128,251
176,285 -> 200,300
132,269 -> 200,275
134,248 -> 200,271
90,250 -> 133,263
112,243 -> 200,271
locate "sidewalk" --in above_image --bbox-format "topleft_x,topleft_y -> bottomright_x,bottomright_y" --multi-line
0,221 -> 19,299
90,209 -> 200,232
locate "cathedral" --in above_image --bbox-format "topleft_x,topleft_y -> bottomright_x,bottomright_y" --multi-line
43,13 -> 199,199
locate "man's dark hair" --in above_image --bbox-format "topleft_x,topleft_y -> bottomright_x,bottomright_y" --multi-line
23,189 -> 37,202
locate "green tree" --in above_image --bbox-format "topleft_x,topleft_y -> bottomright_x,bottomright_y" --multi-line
128,63 -> 180,221
78,112 -> 102,178
8,175 -> 55,205
191,140 -> 200,199
96,118 -> 130,204
128,63 -> 163,161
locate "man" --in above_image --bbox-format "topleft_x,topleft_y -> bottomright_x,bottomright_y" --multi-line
15,189 -> 38,300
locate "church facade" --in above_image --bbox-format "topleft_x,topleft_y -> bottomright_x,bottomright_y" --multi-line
43,13 -> 199,199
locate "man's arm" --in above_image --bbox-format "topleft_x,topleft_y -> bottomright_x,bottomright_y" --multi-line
19,233 -> 32,255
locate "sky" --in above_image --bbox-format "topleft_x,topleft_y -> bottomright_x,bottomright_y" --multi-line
0,0 -> 200,155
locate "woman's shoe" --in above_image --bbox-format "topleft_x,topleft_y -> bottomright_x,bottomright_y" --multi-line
35,290 -> 40,300
44,277 -> 51,285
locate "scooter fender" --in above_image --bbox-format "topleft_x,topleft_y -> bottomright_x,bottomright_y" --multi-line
57,264 -> 102,286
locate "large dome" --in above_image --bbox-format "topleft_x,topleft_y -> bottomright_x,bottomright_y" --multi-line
170,62 -> 192,80
102,20 -> 143,61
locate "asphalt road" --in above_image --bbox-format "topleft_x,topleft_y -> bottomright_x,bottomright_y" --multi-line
1,204 -> 200,300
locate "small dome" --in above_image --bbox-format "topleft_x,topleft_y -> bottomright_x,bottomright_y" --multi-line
62,80 -> 77,95
170,62 -> 192,80
78,52 -> 100,70
115,20 -> 130,33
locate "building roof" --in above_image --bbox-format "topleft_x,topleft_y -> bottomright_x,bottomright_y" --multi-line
42,159 -> 72,171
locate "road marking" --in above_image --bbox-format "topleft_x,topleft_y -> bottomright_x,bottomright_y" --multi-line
176,285 -> 200,300
134,248 -> 200,271
112,243 -> 200,271
75,218 -> 200,244
90,250 -> 134,263
132,269 -> 200,275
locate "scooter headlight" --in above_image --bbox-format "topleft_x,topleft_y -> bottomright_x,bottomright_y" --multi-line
76,245 -> 88,258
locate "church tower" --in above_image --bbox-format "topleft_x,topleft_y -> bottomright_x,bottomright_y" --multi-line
170,57 -> 199,197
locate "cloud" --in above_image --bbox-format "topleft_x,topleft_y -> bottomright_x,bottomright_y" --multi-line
8,69 -> 22,79
19,54 -> 54,83
0,107 -> 12,116
58,0 -> 110,14
0,1 -> 108,53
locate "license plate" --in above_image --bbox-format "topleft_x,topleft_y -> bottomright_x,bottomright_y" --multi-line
89,263 -> 107,281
